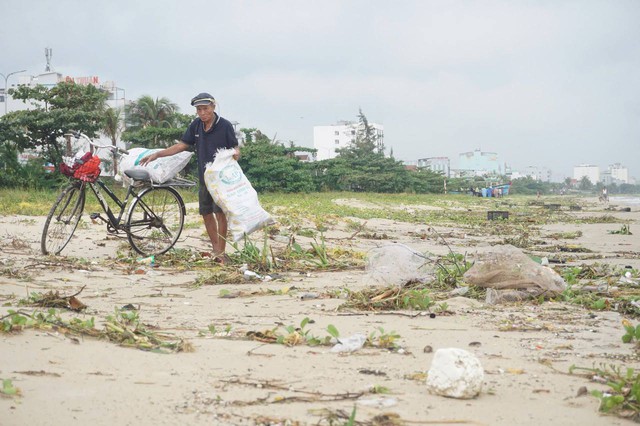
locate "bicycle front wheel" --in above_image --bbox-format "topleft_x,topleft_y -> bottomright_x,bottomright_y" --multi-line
126,187 -> 185,256
41,183 -> 86,255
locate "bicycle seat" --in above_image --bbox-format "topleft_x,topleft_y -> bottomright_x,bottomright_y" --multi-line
124,169 -> 151,181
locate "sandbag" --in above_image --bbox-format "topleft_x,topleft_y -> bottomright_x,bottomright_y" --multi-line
119,148 -> 193,184
204,148 -> 274,242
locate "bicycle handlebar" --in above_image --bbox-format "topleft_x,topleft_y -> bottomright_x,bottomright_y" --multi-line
67,131 -> 129,155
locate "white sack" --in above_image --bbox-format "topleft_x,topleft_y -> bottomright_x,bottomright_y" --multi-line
119,148 -> 193,184
204,148 -> 274,242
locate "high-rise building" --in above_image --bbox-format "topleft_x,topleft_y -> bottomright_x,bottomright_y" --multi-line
458,149 -> 500,175
573,164 -> 600,184
601,163 -> 629,185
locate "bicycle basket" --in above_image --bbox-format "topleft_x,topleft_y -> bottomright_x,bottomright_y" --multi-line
59,152 -> 101,182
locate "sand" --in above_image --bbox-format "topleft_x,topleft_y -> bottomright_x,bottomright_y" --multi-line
1,195 -> 639,425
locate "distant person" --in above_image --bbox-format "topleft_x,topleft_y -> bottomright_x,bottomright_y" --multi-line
139,92 -> 240,264
601,187 -> 609,203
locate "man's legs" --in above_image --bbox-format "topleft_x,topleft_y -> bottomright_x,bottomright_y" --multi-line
203,212 -> 228,256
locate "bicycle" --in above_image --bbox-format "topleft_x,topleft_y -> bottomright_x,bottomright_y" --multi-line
41,132 -> 195,257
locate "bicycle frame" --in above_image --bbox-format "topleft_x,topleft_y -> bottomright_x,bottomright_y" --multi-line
85,176 -> 194,236
85,178 -> 141,232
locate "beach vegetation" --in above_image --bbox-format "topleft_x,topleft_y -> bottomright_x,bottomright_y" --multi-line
571,364 -> 640,421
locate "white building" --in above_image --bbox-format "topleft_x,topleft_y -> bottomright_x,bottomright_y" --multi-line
417,157 -> 450,177
609,163 -> 629,184
458,149 -> 501,175
313,120 -> 384,161
601,163 -> 629,186
3,67 -> 128,175
573,164 -> 600,184
522,165 -> 552,182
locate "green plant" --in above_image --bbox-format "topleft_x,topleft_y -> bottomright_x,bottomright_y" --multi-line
277,317 -> 328,346
309,233 -> 330,267
229,234 -> 274,272
434,252 -> 472,287
622,320 -> 640,344
346,406 -> 357,426
326,324 -> 340,339
1,379 -> 20,397
609,225 -> 632,235
367,327 -> 400,349
401,289 -> 433,310
571,364 -> 640,419
561,266 -> 583,285
370,384 -> 391,394
434,302 -> 449,313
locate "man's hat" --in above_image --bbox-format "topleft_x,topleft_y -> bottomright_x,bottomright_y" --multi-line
191,92 -> 216,106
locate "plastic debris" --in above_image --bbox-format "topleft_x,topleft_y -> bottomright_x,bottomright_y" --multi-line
299,292 -> 319,300
136,255 -> 155,266
366,244 -> 435,287
331,333 -> 367,353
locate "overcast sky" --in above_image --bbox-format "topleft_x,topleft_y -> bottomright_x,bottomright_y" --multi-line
2,0 -> 639,181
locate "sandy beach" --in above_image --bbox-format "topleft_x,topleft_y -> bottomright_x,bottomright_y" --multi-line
1,194 -> 639,425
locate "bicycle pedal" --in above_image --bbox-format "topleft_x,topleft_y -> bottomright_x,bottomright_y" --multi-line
89,212 -> 104,224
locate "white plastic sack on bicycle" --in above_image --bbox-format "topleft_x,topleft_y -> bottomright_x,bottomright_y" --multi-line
119,148 -> 193,184
204,148 -> 274,242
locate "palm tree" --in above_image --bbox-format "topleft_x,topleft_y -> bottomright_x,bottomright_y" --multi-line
102,107 -> 123,175
125,95 -> 178,130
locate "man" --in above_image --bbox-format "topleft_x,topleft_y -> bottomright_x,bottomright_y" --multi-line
139,92 -> 239,263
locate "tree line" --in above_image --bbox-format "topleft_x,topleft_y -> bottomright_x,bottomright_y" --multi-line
0,81 -> 637,195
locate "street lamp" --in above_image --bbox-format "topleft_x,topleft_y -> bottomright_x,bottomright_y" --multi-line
1,69 -> 27,115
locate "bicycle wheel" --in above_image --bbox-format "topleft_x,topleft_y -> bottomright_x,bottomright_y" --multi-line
126,187 -> 185,256
41,183 -> 85,255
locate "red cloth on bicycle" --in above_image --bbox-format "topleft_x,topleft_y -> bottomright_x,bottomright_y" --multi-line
73,155 -> 101,182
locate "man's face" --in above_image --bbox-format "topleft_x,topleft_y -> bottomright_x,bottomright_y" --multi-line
196,104 -> 215,122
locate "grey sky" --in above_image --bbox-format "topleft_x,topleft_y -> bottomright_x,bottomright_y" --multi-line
2,0 -> 639,181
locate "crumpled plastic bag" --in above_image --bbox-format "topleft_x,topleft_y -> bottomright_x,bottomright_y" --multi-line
366,244 -> 435,287
463,245 -> 567,304
331,333 -> 367,353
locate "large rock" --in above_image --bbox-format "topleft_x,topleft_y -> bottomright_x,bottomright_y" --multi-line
426,348 -> 484,399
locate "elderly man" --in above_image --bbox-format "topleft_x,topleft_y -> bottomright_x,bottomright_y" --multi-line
139,92 -> 240,263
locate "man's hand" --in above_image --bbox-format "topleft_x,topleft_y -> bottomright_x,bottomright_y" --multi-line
138,152 -> 159,166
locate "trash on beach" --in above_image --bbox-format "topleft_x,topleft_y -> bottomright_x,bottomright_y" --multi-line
619,271 -> 639,286
331,333 -> 367,353
463,245 -> 567,304
366,244 -> 435,287
426,347 -> 484,399
299,292 -> 319,300
243,269 -> 273,282
136,255 -> 155,266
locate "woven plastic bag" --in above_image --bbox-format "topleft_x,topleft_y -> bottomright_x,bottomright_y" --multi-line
204,148 -> 274,242
119,148 -> 193,184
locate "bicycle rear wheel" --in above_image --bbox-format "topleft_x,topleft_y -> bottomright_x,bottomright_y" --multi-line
126,187 -> 185,256
41,183 -> 85,255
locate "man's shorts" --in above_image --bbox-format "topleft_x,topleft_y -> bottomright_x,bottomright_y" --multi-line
198,185 -> 223,216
